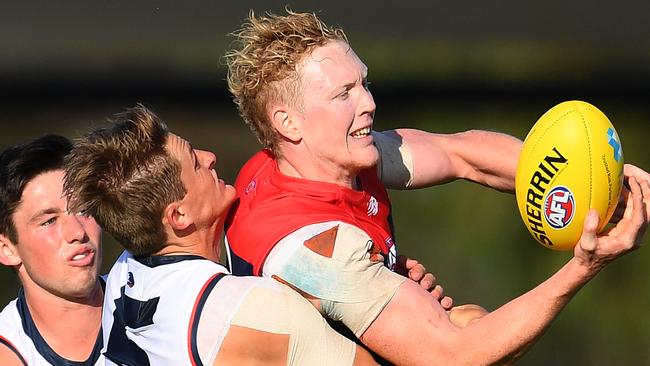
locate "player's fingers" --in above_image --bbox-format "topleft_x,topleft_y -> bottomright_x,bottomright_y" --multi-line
404,257 -> 419,269
623,176 -> 639,222
624,164 -> 650,186
408,263 -> 427,282
440,296 -> 453,310
611,185 -> 630,223
431,284 -> 444,300
579,209 -> 600,252
418,273 -> 435,291
639,178 -> 650,225
626,177 -> 647,246
639,179 -> 650,246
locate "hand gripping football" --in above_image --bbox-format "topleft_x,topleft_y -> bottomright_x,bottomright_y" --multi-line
515,101 -> 624,250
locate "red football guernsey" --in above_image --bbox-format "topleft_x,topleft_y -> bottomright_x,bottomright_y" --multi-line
225,149 -> 397,276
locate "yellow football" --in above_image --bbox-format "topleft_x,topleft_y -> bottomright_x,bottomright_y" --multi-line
515,101 -> 624,250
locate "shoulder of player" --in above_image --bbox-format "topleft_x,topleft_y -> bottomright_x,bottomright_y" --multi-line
204,276 -> 302,325
0,299 -> 30,365
233,149 -> 275,190
0,300 -> 21,338
302,220 -> 370,242
194,276 -> 294,364
0,335 -> 27,366
270,222 -> 372,261
331,222 -> 373,240
227,197 -> 332,245
215,324 -> 290,365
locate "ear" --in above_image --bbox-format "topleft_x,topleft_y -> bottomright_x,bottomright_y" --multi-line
269,104 -> 302,143
0,234 -> 22,267
162,201 -> 193,232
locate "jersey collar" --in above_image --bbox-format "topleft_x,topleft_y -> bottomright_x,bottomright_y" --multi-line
16,287 -> 103,366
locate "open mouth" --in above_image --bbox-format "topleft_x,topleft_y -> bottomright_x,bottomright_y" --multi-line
72,251 -> 90,261
69,248 -> 95,266
350,126 -> 371,139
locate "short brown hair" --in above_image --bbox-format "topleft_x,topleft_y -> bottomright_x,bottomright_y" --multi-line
0,135 -> 72,244
64,105 -> 186,257
225,9 -> 347,155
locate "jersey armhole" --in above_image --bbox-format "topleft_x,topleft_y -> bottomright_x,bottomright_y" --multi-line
187,273 -> 228,366
0,335 -> 28,366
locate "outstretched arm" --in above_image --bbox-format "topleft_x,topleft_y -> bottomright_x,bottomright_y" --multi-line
360,176 -> 648,366
374,129 -> 522,191
393,254 -> 453,309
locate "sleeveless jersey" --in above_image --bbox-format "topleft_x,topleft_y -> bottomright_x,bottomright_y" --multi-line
102,250 -> 359,366
101,251 -> 229,366
0,287 -> 104,366
225,149 -> 397,276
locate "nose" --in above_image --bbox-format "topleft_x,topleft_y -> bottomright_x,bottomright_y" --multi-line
358,86 -> 376,118
62,214 -> 89,244
196,149 -> 216,170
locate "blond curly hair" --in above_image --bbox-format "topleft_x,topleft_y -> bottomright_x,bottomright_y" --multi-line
225,9 -> 347,155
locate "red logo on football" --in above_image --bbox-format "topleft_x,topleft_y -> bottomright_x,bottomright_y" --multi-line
544,186 -> 575,229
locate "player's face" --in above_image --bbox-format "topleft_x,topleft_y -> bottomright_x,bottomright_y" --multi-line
7,170 -> 102,300
167,133 -> 236,228
292,41 -> 378,186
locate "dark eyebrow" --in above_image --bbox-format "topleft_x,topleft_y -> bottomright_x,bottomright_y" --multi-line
29,207 -> 62,224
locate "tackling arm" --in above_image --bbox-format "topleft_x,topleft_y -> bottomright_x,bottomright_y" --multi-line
375,129 -> 522,191
201,276 -> 377,366
360,176 -> 648,366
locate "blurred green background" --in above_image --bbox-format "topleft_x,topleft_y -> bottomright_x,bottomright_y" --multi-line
1,1 -> 648,365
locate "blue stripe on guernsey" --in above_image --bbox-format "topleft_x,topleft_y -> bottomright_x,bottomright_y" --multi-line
228,250 -> 255,276
189,272 -> 228,366
17,286 -> 103,366
135,254 -> 206,267
0,335 -> 28,366
104,288 -> 160,365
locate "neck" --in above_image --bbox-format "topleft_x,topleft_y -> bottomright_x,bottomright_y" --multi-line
21,280 -> 102,361
159,221 -> 222,262
277,154 -> 358,189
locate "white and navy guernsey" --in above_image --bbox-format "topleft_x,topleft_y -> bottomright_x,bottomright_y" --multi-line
101,251 -> 229,366
0,281 -> 105,366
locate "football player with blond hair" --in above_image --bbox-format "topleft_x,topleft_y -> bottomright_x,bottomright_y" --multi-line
225,10 -> 650,365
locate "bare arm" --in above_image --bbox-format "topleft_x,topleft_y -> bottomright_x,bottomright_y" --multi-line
360,177 -> 648,366
0,343 -> 25,366
375,129 -> 522,191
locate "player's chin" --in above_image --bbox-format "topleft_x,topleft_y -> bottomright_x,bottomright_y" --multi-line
224,184 -> 237,202
356,146 -> 380,168
216,186 -> 237,213
64,273 -> 100,298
